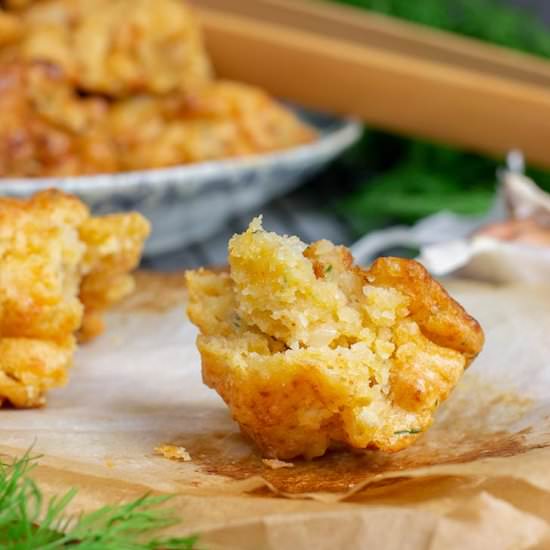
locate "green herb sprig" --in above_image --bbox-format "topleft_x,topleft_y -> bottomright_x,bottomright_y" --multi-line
0,451 -> 198,549
332,0 -> 550,57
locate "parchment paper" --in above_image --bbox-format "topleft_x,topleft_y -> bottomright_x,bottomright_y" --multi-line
2,272 -> 550,549
419,170 -> 550,284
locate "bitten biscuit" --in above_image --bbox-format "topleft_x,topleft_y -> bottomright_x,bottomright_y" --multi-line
187,218 -> 484,459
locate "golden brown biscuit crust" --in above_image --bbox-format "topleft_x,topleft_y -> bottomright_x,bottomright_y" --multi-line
187,221 -> 484,459
78,212 -> 151,341
104,81 -> 317,171
0,190 -> 150,407
14,0 -> 213,97
0,61 -> 117,177
365,257 -> 484,364
0,1 -> 316,177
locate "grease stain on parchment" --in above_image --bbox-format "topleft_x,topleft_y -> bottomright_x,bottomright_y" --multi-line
129,273 -> 550,495
159,378 -> 549,495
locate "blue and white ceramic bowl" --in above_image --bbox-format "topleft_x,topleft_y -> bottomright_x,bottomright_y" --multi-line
0,108 -> 361,255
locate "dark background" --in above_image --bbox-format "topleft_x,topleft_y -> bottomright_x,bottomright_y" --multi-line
508,0 -> 550,22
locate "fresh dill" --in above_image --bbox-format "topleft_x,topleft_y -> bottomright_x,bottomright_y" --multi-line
0,451 -> 198,549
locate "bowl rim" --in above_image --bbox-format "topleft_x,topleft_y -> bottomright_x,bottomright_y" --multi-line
0,116 -> 362,194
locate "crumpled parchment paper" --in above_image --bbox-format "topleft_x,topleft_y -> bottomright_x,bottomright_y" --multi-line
1,272 -> 550,549
351,154 -> 550,285
419,170 -> 550,283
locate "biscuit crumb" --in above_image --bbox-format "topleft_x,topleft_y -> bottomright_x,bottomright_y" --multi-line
262,458 -> 294,470
154,444 -> 192,462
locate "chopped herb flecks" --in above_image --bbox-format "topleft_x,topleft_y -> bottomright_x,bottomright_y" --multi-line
394,429 -> 422,435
